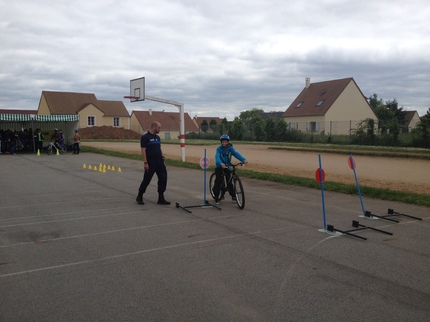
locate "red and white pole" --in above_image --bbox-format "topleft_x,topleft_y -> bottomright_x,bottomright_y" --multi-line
179,103 -> 185,162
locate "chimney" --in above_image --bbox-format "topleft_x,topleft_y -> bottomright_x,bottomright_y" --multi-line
149,109 -> 152,115
305,77 -> 310,89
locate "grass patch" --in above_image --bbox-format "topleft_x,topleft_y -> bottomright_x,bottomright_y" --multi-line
82,146 -> 430,207
269,146 -> 430,160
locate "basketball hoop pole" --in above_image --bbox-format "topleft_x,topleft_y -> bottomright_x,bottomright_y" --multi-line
144,95 -> 186,162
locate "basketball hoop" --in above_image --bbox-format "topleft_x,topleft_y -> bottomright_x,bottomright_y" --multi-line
124,96 -> 138,101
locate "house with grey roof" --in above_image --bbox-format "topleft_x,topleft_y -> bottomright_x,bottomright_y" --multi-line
38,91 -> 130,130
283,78 -> 378,135
403,110 -> 420,133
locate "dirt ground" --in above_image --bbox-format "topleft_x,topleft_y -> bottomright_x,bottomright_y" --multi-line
82,141 -> 430,196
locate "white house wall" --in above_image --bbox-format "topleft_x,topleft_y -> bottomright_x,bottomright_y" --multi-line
325,82 -> 377,122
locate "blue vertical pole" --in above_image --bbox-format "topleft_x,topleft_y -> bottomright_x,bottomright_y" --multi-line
350,154 -> 366,216
318,154 -> 327,230
203,148 -> 207,204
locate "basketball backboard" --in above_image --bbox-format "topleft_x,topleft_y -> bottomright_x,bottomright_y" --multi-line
128,77 -> 145,101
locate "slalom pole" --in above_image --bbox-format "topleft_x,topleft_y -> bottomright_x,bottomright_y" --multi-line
349,154 -> 366,216
203,148 -> 207,204
318,154 -> 327,230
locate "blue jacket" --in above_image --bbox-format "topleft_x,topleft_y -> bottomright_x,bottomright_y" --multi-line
215,143 -> 246,168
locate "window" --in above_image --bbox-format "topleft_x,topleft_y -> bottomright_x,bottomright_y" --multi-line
87,116 -> 95,127
316,99 -> 324,107
295,101 -> 303,108
306,122 -> 320,132
113,117 -> 120,127
288,122 -> 297,130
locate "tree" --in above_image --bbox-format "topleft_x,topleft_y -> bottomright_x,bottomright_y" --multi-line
230,117 -> 244,140
368,93 -> 384,110
412,108 -> 430,148
375,104 -> 395,135
274,118 -> 287,141
264,118 -> 276,141
200,119 -> 209,133
386,99 -> 407,134
239,108 -> 264,127
252,118 -> 265,141
219,118 -> 229,135
209,119 -> 217,132
351,118 -> 376,145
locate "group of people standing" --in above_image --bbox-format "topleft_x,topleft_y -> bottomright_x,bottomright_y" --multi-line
136,121 -> 248,206
39,128 -> 81,154
1,128 -> 34,154
0,128 -> 81,155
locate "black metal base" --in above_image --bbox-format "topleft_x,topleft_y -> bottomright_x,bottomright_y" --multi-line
364,208 -> 422,222
387,208 -> 422,220
327,224 -> 367,240
327,219 -> 394,241
364,210 -> 399,222
348,220 -> 393,235
176,201 -> 221,214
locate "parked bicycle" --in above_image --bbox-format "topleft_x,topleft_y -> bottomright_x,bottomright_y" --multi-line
209,162 -> 245,209
46,141 -> 67,155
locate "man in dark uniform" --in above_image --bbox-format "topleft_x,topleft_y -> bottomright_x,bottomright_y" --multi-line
136,121 -> 170,205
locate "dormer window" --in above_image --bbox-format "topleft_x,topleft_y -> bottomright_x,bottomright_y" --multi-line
316,99 -> 324,107
296,101 -> 304,108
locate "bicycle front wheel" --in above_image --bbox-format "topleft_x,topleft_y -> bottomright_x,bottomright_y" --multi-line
47,145 -> 53,155
233,176 -> 245,209
209,172 -> 217,200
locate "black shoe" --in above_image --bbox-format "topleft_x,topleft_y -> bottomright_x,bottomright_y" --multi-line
136,197 -> 145,205
157,199 -> 171,205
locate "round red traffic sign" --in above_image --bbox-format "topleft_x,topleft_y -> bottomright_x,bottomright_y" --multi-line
348,156 -> 356,170
315,168 -> 325,184
200,156 -> 210,169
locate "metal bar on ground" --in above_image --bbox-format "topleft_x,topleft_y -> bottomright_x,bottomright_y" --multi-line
327,224 -> 367,240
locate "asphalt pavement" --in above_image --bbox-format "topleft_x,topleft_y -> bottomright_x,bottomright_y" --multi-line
1,152 -> 429,321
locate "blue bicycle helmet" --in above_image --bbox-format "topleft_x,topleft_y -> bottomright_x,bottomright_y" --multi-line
220,134 -> 230,142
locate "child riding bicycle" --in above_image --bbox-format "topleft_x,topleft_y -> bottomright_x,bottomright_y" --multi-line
213,134 -> 248,203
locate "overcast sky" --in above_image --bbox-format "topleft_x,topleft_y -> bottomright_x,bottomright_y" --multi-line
1,0 -> 429,120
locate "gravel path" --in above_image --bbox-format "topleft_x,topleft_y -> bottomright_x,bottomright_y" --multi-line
83,141 -> 430,196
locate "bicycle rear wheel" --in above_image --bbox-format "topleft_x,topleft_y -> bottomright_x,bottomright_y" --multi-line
47,145 -> 53,155
209,172 -> 217,200
233,176 -> 245,209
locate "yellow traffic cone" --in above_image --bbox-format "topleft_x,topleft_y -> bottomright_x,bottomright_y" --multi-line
118,167 -> 122,173
94,166 -> 98,171
89,165 -> 92,170
37,149 -> 40,156
83,164 -> 87,169
111,166 -> 115,171
56,148 -> 59,156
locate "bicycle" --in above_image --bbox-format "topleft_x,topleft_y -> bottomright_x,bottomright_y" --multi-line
209,162 -> 245,209
46,141 -> 67,155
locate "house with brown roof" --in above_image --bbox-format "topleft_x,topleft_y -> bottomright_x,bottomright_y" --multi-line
403,110 -> 420,133
283,78 -> 378,135
192,116 -> 224,133
131,110 -> 198,139
37,91 -> 130,130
